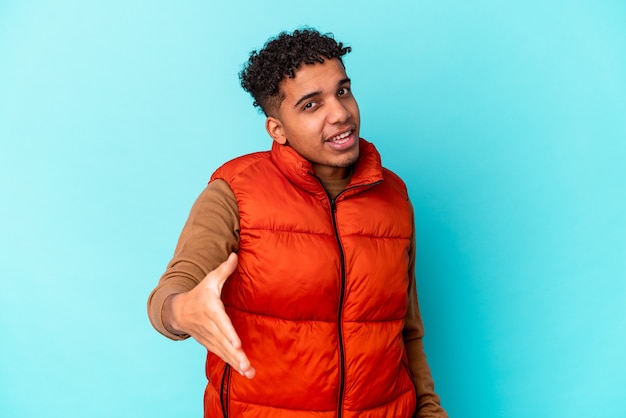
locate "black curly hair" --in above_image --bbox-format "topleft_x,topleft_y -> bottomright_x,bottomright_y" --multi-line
240,28 -> 352,116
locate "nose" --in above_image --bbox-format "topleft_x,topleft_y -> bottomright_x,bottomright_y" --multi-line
327,98 -> 351,124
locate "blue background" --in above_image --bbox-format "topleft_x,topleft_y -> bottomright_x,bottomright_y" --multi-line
1,1 -> 625,417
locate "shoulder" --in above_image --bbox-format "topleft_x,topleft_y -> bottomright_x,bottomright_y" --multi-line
381,167 -> 409,201
210,150 -> 271,183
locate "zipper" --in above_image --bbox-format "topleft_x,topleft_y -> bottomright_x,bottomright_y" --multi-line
329,197 -> 347,418
219,364 -> 231,418
313,175 -> 383,418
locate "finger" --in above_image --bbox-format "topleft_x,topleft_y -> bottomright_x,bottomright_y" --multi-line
201,331 -> 254,378
208,308 -> 255,374
191,320 -> 243,363
211,300 -> 243,349
205,252 -> 238,295
216,252 -> 238,283
243,367 -> 256,379
195,335 -> 246,374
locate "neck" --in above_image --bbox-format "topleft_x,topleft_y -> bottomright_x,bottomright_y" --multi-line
312,164 -> 352,182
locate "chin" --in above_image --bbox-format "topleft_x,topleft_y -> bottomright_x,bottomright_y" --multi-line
336,152 -> 360,168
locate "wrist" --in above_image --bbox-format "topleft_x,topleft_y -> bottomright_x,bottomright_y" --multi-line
163,293 -> 186,336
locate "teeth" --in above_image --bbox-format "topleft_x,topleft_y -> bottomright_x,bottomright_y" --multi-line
332,131 -> 351,141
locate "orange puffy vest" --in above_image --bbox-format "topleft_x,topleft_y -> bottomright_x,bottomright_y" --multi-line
206,139 -> 417,417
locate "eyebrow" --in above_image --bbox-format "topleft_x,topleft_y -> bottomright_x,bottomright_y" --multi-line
293,77 -> 351,108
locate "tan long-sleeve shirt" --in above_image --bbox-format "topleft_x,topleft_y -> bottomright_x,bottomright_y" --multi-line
148,178 -> 447,417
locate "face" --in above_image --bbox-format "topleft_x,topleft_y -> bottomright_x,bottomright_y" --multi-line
266,58 -> 361,181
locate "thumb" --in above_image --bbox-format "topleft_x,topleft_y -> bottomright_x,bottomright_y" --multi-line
211,252 -> 238,295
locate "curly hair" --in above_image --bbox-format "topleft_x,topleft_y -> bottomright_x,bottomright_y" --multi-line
240,28 -> 352,116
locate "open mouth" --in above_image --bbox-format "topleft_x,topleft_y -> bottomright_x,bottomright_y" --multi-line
328,130 -> 353,144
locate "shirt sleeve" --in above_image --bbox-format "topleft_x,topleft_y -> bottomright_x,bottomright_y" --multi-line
146,179 -> 240,340
404,211 -> 448,417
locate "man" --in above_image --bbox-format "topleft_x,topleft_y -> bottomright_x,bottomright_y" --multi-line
148,28 -> 447,417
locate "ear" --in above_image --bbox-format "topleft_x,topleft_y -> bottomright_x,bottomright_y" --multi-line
265,116 -> 287,145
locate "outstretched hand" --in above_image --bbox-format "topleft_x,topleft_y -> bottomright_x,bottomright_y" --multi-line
165,253 -> 256,379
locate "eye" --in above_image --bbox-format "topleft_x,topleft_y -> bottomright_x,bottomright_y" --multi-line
303,102 -> 317,111
338,87 -> 351,97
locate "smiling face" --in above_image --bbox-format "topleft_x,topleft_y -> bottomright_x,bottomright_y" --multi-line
265,58 -> 361,181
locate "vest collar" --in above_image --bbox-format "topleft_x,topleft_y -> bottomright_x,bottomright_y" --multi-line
270,138 -> 385,196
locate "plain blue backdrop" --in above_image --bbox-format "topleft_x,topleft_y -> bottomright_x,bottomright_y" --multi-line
1,1 -> 625,417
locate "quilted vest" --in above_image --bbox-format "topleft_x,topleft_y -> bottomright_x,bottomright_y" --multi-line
205,139 -> 417,417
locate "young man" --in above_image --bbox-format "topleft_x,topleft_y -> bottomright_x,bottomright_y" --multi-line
148,28 -> 447,417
